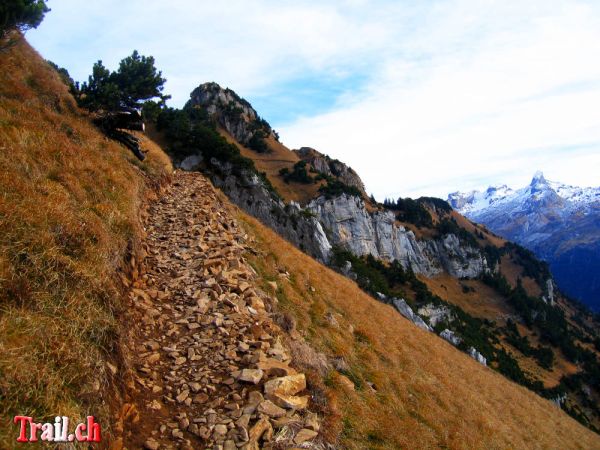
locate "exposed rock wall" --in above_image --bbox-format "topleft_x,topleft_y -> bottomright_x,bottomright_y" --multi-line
308,194 -> 487,278
207,159 -> 331,263
294,147 -> 366,194
188,82 -> 272,145
418,304 -> 454,327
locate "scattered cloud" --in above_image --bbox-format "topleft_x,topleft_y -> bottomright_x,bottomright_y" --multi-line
29,0 -> 600,198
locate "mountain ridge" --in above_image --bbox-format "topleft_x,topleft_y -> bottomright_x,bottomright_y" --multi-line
2,39 -> 600,447
448,172 -> 600,311
157,81 -> 600,431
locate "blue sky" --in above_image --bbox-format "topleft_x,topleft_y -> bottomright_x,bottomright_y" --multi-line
28,0 -> 600,199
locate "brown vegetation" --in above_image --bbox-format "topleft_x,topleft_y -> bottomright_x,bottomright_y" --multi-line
234,205 -> 600,449
218,128 -> 326,205
0,37 -> 171,445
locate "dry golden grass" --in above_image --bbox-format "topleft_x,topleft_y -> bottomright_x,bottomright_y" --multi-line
451,211 -> 507,248
499,255 -> 542,297
218,128 -> 325,204
420,275 -> 511,322
232,206 -> 600,449
420,273 -> 583,393
0,36 -> 171,446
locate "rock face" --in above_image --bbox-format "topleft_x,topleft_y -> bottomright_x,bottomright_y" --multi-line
439,330 -> 486,366
449,172 -> 600,311
188,82 -> 273,145
542,279 -> 556,306
440,329 -> 462,346
179,154 -> 203,171
468,347 -> 487,366
294,147 -> 366,194
308,194 -> 486,277
419,305 -> 454,328
190,163 -> 486,280
208,159 -> 331,262
390,297 -> 433,332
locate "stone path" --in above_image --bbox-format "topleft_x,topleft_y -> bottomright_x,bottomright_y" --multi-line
122,171 -> 321,449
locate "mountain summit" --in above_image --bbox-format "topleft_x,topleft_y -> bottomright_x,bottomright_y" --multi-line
448,173 -> 600,310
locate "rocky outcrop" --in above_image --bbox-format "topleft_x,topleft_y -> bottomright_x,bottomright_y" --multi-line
468,347 -> 487,366
188,82 -> 273,145
179,154 -> 203,171
542,279 -> 556,306
423,234 -> 486,279
440,329 -> 462,346
208,159 -> 331,262
419,304 -> 454,328
389,297 -> 433,332
308,194 -> 487,278
294,147 -> 366,194
439,330 -> 486,366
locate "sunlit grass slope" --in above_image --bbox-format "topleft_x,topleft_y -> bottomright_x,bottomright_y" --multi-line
234,204 -> 600,450
0,36 -> 171,445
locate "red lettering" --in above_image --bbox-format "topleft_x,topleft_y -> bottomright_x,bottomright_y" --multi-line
75,423 -> 86,442
87,416 -> 101,442
13,416 -> 32,442
29,423 -> 42,442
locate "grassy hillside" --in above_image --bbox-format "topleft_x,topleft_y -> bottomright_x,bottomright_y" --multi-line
0,36 -> 171,445
217,127 -> 326,205
156,84 -> 600,431
232,201 -> 600,449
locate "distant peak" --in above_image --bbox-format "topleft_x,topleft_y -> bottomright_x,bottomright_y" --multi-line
531,171 -> 546,184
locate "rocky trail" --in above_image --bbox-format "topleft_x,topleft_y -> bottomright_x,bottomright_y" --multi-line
120,171 -> 323,450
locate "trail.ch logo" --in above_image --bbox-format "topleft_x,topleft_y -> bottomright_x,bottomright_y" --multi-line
13,416 -> 101,443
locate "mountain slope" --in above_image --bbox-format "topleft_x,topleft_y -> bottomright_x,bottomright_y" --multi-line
0,36 -> 172,445
157,82 -> 600,433
4,37 -> 600,448
234,201 -> 600,449
448,172 -> 600,311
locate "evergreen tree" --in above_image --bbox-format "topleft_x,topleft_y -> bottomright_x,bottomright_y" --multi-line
78,60 -> 121,111
78,51 -> 168,112
114,50 -> 167,108
0,0 -> 49,37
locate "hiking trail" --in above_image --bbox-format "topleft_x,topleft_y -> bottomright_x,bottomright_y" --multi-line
119,171 -> 322,450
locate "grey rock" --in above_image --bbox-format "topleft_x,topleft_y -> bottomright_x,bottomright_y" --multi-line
188,82 -> 270,145
418,304 -> 454,327
208,161 -> 332,263
179,154 -> 203,171
391,298 -> 432,332
294,146 -> 366,194
440,329 -> 462,346
543,279 -> 556,306
308,194 -> 486,278
468,347 -> 487,366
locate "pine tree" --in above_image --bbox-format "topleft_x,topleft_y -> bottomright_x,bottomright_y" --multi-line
114,51 -> 167,108
78,51 -> 168,112
0,0 -> 49,37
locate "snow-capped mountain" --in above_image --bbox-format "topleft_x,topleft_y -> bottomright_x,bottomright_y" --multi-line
448,172 -> 600,311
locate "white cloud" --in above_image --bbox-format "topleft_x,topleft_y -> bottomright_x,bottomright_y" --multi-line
29,0 -> 600,198
280,0 -> 600,198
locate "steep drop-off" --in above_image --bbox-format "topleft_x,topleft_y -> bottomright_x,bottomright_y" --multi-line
163,82 -> 600,432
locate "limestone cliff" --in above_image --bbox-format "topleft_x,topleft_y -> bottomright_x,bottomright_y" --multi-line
293,147 -> 366,194
307,194 -> 486,278
188,82 -> 275,146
